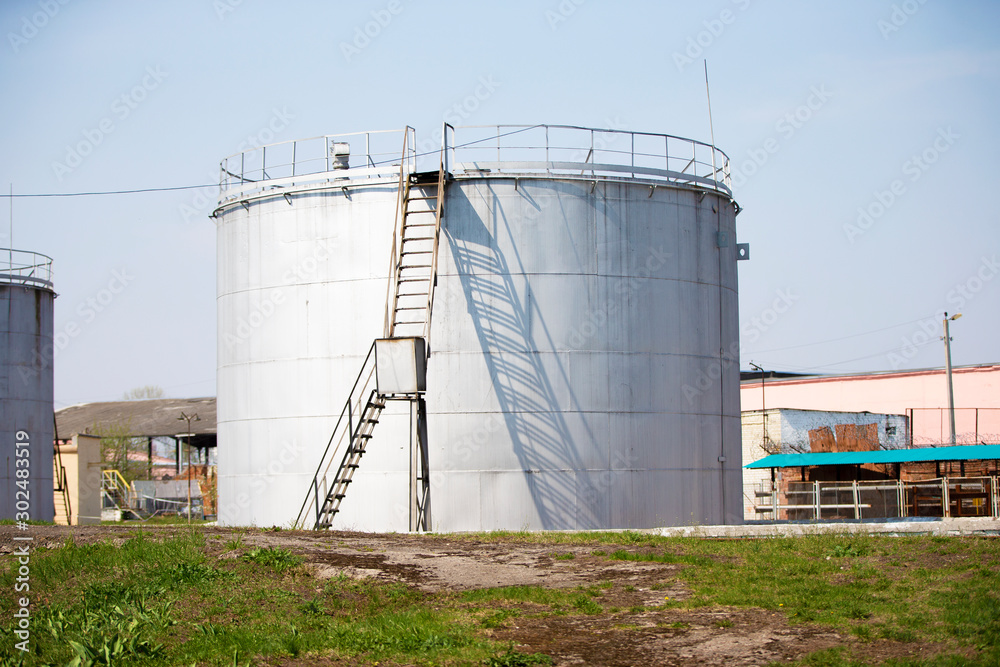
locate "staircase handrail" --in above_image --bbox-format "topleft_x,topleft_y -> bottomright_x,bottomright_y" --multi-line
295,340 -> 379,528
383,127 -> 416,337
422,123 -> 452,346
101,469 -> 136,508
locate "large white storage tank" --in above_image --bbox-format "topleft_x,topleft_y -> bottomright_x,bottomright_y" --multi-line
215,125 -> 743,530
1,249 -> 55,521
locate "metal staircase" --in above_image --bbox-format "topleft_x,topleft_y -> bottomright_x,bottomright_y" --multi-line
385,166 -> 446,341
53,415 -> 72,525
298,127 -> 448,531
101,469 -> 140,518
314,391 -> 386,527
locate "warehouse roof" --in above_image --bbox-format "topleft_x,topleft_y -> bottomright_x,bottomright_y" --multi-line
55,397 -> 216,439
745,444 -> 1000,469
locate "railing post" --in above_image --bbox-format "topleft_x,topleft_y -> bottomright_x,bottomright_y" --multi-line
992,476 -> 998,518
313,480 -> 319,528
852,480 -> 861,520
814,480 -> 820,520
347,401 -> 354,451
545,125 -> 550,174
942,477 -> 950,517
630,132 -> 635,179
772,478 -> 778,519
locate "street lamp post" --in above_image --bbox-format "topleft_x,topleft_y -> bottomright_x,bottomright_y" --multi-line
943,313 -> 961,447
177,411 -> 201,524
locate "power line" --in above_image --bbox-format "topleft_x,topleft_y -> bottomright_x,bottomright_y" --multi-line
748,315 -> 938,355
0,125 -> 546,199
0,183 -> 217,198
753,336 -> 940,374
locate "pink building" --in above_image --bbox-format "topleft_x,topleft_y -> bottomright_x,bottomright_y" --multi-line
740,362 -> 1000,446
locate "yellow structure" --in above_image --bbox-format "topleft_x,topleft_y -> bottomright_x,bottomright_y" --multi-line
54,434 -> 102,525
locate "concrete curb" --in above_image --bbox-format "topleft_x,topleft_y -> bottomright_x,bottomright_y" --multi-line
647,517 -> 1000,538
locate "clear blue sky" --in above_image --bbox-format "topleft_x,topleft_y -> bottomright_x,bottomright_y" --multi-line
1,0 -> 997,408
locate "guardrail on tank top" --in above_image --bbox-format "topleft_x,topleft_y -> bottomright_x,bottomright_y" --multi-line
446,124 -> 732,195
218,127 -> 416,205
0,248 -> 53,288
218,124 -> 733,206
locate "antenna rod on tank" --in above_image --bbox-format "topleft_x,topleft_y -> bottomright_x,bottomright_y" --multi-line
8,184 -> 12,269
704,61 -> 718,187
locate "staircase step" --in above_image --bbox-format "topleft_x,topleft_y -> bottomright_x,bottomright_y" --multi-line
407,195 -> 438,201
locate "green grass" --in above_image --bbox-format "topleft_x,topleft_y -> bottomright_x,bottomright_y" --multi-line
100,515 -> 211,526
0,531 -> 552,666
447,530 -> 1000,664
240,546 -> 303,573
3,530 -> 998,665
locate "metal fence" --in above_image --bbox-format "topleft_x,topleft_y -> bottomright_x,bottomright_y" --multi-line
0,248 -> 53,287
754,476 -> 1000,521
217,124 -> 734,206
446,124 -> 732,195
218,128 -> 415,205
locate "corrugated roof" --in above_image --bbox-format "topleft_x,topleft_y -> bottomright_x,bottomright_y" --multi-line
745,444 -> 1000,469
55,397 -> 216,439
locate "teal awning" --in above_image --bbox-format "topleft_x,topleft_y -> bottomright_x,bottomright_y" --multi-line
745,444 -> 1000,469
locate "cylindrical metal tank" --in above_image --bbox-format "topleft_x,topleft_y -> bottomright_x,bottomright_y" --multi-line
215,125 -> 743,530
1,249 -> 55,522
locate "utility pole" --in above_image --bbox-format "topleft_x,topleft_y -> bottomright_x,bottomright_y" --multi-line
943,313 -> 961,446
177,411 -> 200,523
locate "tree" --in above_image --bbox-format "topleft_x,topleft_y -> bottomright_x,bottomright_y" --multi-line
94,418 -> 147,483
122,385 -> 165,400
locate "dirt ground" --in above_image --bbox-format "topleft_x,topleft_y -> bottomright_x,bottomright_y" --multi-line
0,525 -> 941,666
